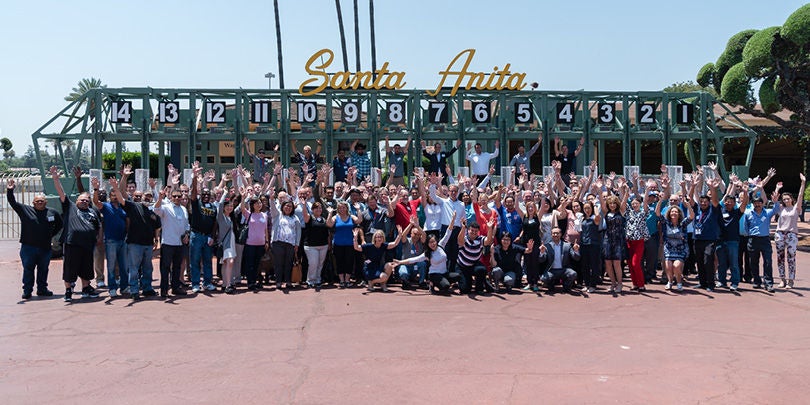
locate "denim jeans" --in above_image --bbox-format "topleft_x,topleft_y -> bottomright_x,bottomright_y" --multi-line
716,240 -> 740,287
105,239 -> 128,292
20,244 -> 51,293
127,243 -> 155,294
189,231 -> 214,288
398,262 -> 427,285
748,236 -> 773,287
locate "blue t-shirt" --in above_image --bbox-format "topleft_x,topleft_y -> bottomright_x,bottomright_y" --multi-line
692,203 -> 721,241
101,201 -> 127,241
498,206 -> 522,238
745,208 -> 776,237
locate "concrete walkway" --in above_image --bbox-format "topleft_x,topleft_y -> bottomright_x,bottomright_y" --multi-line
0,240 -> 808,404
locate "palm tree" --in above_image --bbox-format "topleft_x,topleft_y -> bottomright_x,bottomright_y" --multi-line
274,0 -> 285,89
369,0 -> 377,80
64,77 -> 105,102
335,0 -> 349,71
353,0 -> 361,71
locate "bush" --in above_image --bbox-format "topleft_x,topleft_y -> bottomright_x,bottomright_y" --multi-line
742,26 -> 780,77
782,4 -> 810,46
101,152 -> 160,178
759,76 -> 781,114
720,62 -> 753,106
696,63 -> 715,88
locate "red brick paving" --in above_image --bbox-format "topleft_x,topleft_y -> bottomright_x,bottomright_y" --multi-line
1,240 -> 809,404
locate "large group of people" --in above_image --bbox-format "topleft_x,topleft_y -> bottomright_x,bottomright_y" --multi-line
9,137 -> 805,302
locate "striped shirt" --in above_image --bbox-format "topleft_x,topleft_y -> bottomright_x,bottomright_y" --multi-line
457,235 -> 485,267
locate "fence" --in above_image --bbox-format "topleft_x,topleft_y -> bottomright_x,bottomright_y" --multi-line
0,175 -> 45,240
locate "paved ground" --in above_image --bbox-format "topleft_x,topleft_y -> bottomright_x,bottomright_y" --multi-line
1,239 -> 809,405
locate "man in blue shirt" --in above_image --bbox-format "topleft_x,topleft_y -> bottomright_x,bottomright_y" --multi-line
717,182 -> 748,291
745,194 -> 777,291
332,149 -> 351,183
92,177 -> 129,297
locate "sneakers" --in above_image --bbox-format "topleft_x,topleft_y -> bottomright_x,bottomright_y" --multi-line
224,285 -> 236,294
787,280 -> 794,289
766,285 -> 775,292
586,287 -> 596,293
665,282 -> 672,290
191,285 -> 201,293
204,283 -> 216,291
64,288 -> 73,302
36,289 -> 54,297
753,284 -> 763,289
580,286 -> 589,293
676,283 -> 683,291
715,280 -> 723,288
778,279 -> 787,288
523,284 -> 533,291
109,289 -> 119,298
730,285 -> 738,292
97,281 -> 106,288
81,286 -> 99,298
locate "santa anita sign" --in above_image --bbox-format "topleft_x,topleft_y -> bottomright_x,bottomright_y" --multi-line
298,48 -> 527,97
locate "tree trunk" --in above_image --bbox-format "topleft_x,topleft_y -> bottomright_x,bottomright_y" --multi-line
335,0 -> 349,71
369,0 -> 377,80
273,0 -> 285,89
353,0 -> 361,71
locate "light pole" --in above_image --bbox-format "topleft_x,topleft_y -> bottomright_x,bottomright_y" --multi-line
265,72 -> 276,90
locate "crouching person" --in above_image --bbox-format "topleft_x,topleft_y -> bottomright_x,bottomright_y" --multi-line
456,218 -> 497,294
354,229 -> 400,292
394,211 -> 461,294
490,231 -> 533,293
397,218 -> 426,289
538,227 -> 580,293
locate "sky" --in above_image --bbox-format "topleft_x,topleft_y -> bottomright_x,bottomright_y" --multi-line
0,0 -> 806,155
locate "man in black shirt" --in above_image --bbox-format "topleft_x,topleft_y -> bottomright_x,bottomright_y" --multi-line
554,136 -> 584,185
51,166 -> 101,302
422,139 -> 462,184
111,176 -> 160,300
7,179 -> 63,299
189,163 -> 218,292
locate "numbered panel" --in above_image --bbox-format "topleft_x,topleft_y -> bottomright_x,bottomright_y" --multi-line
556,102 -> 575,124
296,101 -> 318,123
158,101 -> 180,124
470,101 -> 491,124
674,103 -> 694,125
428,101 -> 449,124
341,101 -> 361,124
111,101 -> 132,124
514,102 -> 533,124
250,101 -> 272,124
206,101 -> 226,124
597,103 -> 615,124
637,103 -> 657,125
386,101 -> 406,124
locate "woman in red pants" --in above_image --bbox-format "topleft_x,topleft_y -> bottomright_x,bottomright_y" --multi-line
625,193 -> 651,291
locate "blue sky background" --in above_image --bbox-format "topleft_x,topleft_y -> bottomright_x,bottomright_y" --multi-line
0,0 -> 806,154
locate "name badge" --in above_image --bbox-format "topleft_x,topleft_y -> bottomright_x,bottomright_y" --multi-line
47,216 -> 55,222
694,228 -> 702,236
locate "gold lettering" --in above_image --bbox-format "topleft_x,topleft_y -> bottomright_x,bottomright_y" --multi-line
465,72 -> 486,90
428,49 -> 476,97
330,71 -> 352,89
505,73 -> 527,90
299,49 -> 333,96
383,72 -> 406,89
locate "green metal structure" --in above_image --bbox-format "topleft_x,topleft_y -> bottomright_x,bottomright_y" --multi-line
32,88 -> 758,194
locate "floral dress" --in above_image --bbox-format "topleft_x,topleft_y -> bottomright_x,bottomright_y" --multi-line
661,217 -> 692,261
602,211 -> 626,260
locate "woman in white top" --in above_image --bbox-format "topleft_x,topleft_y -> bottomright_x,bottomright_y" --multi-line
417,172 -> 443,238
773,173 -> 805,289
394,212 -> 461,294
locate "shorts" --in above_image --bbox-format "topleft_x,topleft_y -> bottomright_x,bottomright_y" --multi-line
364,265 -> 382,281
63,243 -> 95,283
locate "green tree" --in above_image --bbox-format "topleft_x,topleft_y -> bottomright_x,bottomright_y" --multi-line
662,80 -> 717,96
64,77 -> 105,102
696,4 -> 810,132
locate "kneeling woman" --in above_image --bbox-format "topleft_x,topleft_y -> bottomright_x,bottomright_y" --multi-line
353,229 -> 400,292
394,212 -> 462,294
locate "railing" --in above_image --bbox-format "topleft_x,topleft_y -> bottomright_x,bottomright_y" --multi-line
0,175 -> 45,240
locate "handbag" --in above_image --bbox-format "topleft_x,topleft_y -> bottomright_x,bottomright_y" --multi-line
291,259 -> 303,284
237,213 -> 252,245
